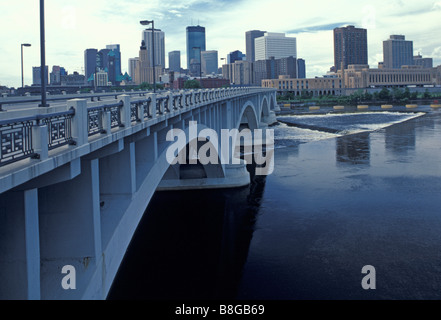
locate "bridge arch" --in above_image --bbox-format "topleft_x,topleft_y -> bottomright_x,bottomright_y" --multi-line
236,101 -> 259,130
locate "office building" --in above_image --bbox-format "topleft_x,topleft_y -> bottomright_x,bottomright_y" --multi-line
168,51 -> 181,72
246,30 -> 266,62
186,25 -> 206,76
334,25 -> 368,71
84,48 -> 98,84
142,29 -> 166,68
228,50 -> 246,64
32,66 -> 49,86
201,50 -> 218,76
297,58 -> 306,78
383,35 -> 414,69
254,32 -> 297,61
128,58 -> 139,78
106,44 -> 122,85
413,54 -> 433,69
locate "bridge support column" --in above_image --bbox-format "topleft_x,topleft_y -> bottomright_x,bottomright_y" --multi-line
0,188 -> 40,300
38,159 -> 102,299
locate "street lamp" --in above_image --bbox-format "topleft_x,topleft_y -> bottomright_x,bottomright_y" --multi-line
39,0 -> 48,107
21,43 -> 31,88
192,47 -> 202,81
140,20 -> 156,93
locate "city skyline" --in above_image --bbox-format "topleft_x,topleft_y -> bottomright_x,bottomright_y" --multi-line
1,0 -> 441,88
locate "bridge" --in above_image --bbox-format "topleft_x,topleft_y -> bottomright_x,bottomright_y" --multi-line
0,87 -> 277,300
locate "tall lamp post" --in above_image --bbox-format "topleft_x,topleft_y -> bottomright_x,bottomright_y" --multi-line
39,0 -> 48,107
192,47 -> 202,81
21,43 -> 31,88
140,20 -> 156,93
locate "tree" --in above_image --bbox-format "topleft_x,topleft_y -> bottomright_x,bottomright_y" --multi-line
378,87 -> 391,100
184,79 -> 202,89
423,89 -> 431,99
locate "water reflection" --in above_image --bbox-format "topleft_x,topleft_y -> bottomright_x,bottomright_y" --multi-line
385,118 -> 416,156
336,132 -> 371,166
107,166 -> 267,300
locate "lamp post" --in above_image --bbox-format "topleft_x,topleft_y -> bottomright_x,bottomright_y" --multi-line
140,20 -> 156,93
21,43 -> 31,88
192,47 -> 202,81
39,0 -> 48,107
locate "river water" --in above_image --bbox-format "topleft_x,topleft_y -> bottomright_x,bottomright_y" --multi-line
108,105 -> 441,300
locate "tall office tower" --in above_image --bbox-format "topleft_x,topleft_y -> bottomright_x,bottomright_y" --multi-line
413,54 -> 433,68
128,58 -> 139,78
168,51 -> 181,72
32,66 -> 49,85
333,25 -> 368,71
136,40 -> 150,85
297,58 -> 306,78
84,48 -> 98,84
227,50 -> 246,64
254,33 -> 297,61
97,49 -> 111,72
254,58 -> 277,86
186,25 -> 206,76
246,30 -> 266,62
383,35 -> 414,69
276,56 -> 297,78
142,29 -> 166,68
106,44 -> 122,85
201,50 -> 218,76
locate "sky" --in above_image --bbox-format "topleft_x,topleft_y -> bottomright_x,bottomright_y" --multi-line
1,0 -> 441,88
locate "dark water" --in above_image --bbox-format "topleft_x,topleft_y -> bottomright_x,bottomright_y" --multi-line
108,106 -> 441,300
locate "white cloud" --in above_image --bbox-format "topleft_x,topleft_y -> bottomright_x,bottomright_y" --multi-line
1,0 -> 441,88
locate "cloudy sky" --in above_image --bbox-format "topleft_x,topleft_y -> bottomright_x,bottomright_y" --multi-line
1,0 -> 441,88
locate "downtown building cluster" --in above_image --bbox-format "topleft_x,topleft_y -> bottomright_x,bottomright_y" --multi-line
263,25 -> 441,96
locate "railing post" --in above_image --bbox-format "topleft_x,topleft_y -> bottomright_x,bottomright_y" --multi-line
68,98 -> 88,147
102,110 -> 111,135
118,94 -> 131,127
168,93 -> 174,111
32,124 -> 48,161
190,91 -> 194,106
148,93 -> 156,119
137,102 -> 145,123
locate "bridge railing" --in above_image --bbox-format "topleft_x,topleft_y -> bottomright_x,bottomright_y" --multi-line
0,87 -> 275,168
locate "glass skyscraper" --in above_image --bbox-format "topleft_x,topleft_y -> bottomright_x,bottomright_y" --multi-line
383,35 -> 414,69
186,25 -> 206,76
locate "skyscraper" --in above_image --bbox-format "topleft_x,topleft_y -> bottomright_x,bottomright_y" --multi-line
32,66 -> 49,86
383,35 -> 414,69
128,58 -> 139,78
333,25 -> 368,71
254,33 -> 297,61
297,58 -> 306,78
168,51 -> 181,72
106,44 -> 122,85
84,48 -> 98,84
246,30 -> 266,62
186,25 -> 206,76
227,50 -> 246,64
142,29 -> 165,68
201,50 -> 218,76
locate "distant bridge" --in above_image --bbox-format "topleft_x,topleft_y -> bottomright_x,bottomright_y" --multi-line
0,87 -> 277,299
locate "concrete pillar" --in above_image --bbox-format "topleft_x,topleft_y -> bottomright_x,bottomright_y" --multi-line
168,93 -> 174,111
0,189 -> 41,300
102,110 -> 111,135
68,99 -> 88,146
137,102 -> 145,123
147,93 -> 156,119
38,159 -> 101,299
32,124 -> 48,161
118,94 -> 132,128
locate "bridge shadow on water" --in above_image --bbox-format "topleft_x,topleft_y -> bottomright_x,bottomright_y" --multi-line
107,164 -> 266,300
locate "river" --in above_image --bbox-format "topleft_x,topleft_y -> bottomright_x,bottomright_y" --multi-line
108,105 -> 441,300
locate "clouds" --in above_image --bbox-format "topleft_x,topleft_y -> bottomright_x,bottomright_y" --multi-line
1,0 -> 441,88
